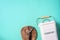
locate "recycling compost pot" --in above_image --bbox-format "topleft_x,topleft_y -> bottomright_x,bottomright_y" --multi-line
36,16 -> 58,40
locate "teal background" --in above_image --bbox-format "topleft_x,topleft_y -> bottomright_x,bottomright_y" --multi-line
0,0 -> 60,40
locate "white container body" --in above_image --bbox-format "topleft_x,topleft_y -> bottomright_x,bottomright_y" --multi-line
38,21 -> 58,40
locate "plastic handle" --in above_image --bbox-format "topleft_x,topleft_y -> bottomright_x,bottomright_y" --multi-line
36,16 -> 55,25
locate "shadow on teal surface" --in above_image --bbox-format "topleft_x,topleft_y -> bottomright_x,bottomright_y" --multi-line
56,23 -> 60,40
0,37 -> 5,40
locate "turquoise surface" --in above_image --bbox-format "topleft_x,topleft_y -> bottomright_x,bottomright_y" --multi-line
0,0 -> 60,40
